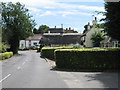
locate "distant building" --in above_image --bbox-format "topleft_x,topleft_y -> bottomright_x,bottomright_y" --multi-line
81,17 -> 103,47
47,26 -> 64,33
100,37 -> 120,48
40,33 -> 82,46
19,34 -> 42,49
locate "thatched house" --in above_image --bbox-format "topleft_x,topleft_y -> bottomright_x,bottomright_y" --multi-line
40,33 -> 82,46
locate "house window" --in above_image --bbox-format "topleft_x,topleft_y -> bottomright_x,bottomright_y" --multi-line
118,41 -> 120,47
21,44 -> 24,47
29,44 -> 31,47
115,41 -> 119,47
112,42 -> 114,47
34,42 -> 37,45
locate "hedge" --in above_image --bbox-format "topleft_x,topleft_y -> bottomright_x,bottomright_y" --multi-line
55,48 -> 120,70
41,47 -> 73,60
0,52 -> 13,60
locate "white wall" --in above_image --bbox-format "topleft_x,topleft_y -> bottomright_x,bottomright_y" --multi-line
84,27 -> 100,47
19,40 -> 40,49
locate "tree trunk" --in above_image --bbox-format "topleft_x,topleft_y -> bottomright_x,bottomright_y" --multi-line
10,39 -> 19,54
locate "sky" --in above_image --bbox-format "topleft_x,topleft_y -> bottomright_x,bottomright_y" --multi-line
0,0 -> 106,33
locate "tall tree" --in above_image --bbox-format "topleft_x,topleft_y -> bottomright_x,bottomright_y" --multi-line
38,25 -> 49,34
104,2 -> 120,41
33,28 -> 39,34
1,2 -> 36,54
91,31 -> 105,47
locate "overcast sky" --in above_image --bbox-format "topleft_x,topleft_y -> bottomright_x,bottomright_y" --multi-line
0,0 -> 106,33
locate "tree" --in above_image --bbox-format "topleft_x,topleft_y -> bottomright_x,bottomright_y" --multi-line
38,25 -> 49,33
104,2 -> 120,41
83,24 -> 92,33
33,28 -> 39,34
1,2 -> 36,54
73,31 -> 78,33
91,31 -> 105,47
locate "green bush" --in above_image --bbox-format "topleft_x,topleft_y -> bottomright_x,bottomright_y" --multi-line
41,47 -> 73,60
0,52 -> 13,60
55,48 -> 120,70
1,42 -> 9,53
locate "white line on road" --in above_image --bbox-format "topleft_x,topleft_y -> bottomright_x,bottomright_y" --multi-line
17,66 -> 21,70
0,74 -> 11,83
22,62 -> 26,65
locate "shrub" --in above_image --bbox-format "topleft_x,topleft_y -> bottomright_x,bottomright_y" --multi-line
1,42 -> 9,53
41,47 -> 73,60
0,52 -> 13,60
55,48 -> 120,70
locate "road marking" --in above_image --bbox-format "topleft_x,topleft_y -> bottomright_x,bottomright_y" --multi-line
22,62 -> 25,65
17,66 -> 21,70
0,74 -> 11,83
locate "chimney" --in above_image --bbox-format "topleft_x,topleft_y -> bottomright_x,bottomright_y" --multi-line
93,17 -> 97,25
87,22 -> 90,30
48,30 -> 50,33
69,27 -> 71,30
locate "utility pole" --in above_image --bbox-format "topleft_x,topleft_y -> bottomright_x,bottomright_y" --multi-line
61,24 -> 63,29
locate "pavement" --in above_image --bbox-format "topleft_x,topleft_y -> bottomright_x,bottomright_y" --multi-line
0,50 -> 119,88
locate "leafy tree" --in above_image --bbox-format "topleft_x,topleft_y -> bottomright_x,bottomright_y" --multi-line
73,31 -> 78,33
1,2 -> 36,54
96,23 -> 105,28
104,2 -> 120,41
83,24 -> 92,33
1,42 -> 9,53
91,31 -> 105,47
33,28 -> 39,34
38,25 -> 49,33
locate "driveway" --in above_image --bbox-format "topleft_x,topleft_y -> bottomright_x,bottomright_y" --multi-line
1,50 -> 119,89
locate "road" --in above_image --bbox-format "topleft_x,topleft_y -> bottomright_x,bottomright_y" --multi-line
1,50 -> 119,88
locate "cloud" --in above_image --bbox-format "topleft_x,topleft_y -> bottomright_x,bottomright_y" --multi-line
53,0 -> 104,2
1,0 -> 105,11
40,11 -> 57,16
57,11 -> 92,17
38,10 -> 92,17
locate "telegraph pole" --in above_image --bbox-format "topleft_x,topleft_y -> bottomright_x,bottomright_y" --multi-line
61,24 -> 63,29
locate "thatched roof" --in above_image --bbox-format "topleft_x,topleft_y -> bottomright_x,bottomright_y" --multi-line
40,33 -> 82,45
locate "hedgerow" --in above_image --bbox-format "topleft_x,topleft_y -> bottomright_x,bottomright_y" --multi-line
0,52 -> 13,60
41,47 -> 73,60
55,48 -> 120,70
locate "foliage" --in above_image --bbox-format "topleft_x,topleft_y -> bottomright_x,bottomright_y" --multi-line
83,24 -> 92,33
38,25 -> 49,33
55,48 -> 120,70
0,42 -> 9,53
104,2 -> 120,41
33,28 -> 39,34
95,11 -> 106,21
41,47 -> 73,60
73,31 -> 78,33
37,44 -> 44,52
91,31 -> 105,47
0,52 -> 13,60
68,44 -> 83,49
1,2 -> 36,54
